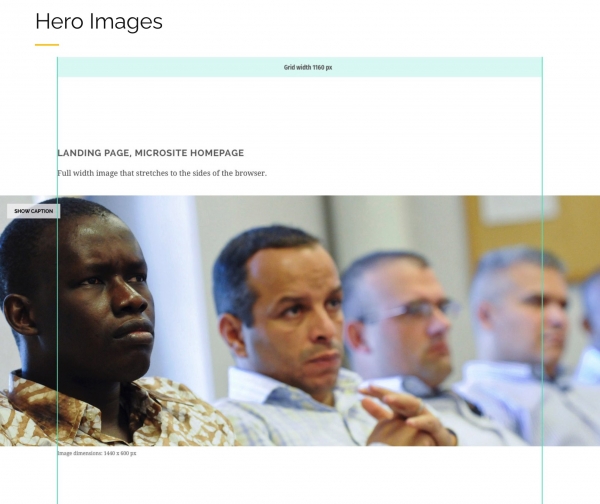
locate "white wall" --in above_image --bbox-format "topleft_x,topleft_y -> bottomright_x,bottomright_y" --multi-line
328,196 -> 414,270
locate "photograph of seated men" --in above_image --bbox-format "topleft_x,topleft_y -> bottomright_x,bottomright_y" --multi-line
342,251 -> 526,445
213,225 -> 457,446
0,197 -> 236,446
455,246 -> 600,445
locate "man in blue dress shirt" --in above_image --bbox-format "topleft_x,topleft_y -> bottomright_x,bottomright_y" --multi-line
212,225 -> 457,446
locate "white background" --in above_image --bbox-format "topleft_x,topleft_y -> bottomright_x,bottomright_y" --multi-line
57,77 -> 540,195
2,1 -> 600,503
1,1 -> 599,195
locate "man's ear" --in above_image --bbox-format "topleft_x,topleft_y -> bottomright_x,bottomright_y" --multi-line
346,321 -> 370,353
477,301 -> 495,330
3,294 -> 38,337
218,313 -> 248,358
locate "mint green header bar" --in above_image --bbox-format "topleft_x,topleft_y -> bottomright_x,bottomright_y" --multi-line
58,57 -> 541,78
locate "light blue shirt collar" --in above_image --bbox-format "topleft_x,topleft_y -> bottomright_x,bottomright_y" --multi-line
227,367 -> 363,405
228,367 -> 286,403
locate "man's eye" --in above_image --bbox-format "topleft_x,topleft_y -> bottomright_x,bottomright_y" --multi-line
523,296 -> 543,307
129,274 -> 147,283
405,302 -> 429,316
283,305 -> 303,317
81,277 -> 102,285
327,298 -> 342,310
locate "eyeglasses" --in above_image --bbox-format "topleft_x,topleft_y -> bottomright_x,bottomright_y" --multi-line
373,299 -> 461,322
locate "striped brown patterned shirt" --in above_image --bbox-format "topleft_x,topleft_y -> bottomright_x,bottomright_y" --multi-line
0,371 -> 237,446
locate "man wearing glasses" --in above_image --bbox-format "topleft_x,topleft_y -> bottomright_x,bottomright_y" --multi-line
343,251 -> 526,445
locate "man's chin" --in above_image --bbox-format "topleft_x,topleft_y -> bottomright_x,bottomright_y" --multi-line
423,367 -> 452,388
542,355 -> 562,372
109,353 -> 153,383
424,355 -> 452,380
543,344 -> 563,362
305,372 -> 338,395
121,360 -> 152,382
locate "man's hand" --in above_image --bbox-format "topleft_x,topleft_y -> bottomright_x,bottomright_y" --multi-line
366,415 -> 436,446
360,384 -> 457,447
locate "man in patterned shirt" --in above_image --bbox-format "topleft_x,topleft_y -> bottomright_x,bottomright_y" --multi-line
213,225 -> 457,446
0,197 -> 236,446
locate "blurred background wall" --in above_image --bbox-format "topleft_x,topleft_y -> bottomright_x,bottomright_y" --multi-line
0,196 -> 591,400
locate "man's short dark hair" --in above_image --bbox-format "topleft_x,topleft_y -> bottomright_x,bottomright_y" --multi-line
0,197 -> 116,344
212,225 -> 320,327
342,251 -> 430,323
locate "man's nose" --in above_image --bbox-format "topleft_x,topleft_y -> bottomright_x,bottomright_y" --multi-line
110,278 -> 149,314
427,306 -> 451,337
545,302 -> 567,329
308,307 -> 339,343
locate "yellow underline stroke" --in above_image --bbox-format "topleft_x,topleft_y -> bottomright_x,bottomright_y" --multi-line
35,44 -> 60,46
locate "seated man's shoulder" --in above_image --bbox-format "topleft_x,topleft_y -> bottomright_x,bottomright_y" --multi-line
136,376 -> 202,404
213,398 -> 269,422
213,398 -> 275,446
136,376 -> 226,416
0,390 -> 11,409
454,381 -> 525,436
0,392 -> 15,445
135,377 -> 237,446
0,390 -> 53,446
214,397 -> 284,422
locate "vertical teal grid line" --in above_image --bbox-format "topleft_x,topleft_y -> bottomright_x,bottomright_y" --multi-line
540,56 -> 545,504
48,54 -> 546,503
56,55 -> 59,504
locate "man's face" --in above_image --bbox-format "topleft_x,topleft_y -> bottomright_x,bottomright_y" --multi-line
483,263 -> 568,371
240,245 -> 344,401
34,214 -> 155,384
361,260 -> 452,387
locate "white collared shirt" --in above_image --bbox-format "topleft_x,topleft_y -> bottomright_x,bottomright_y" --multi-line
454,360 -> 600,446
365,376 -> 527,446
214,367 -> 377,445
574,346 -> 600,385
